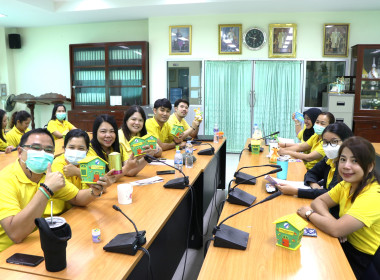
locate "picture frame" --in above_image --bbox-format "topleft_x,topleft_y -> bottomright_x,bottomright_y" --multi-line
323,24 -> 350,57
218,24 -> 242,54
268,23 -> 297,58
169,25 -> 192,55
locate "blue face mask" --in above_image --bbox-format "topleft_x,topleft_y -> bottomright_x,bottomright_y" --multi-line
56,112 -> 66,121
313,124 -> 325,135
23,149 -> 54,174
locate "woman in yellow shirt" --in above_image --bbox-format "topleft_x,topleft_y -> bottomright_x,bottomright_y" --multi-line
298,137 -> 380,279
47,104 -> 76,139
5,110 -> 31,147
292,108 -> 321,144
0,109 -> 14,153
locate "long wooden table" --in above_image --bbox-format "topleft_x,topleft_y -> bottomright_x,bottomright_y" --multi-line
198,139 -> 355,279
0,139 -> 226,279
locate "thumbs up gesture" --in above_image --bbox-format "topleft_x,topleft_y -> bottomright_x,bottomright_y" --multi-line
44,163 -> 66,193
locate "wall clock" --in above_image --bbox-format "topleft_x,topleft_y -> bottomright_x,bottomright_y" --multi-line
243,27 -> 266,50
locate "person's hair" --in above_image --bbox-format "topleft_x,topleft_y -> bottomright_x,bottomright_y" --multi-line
121,105 -> 147,141
0,109 -> 7,143
302,108 -> 322,142
174,99 -> 189,108
19,128 -> 55,148
64,128 -> 90,149
51,104 -> 66,120
9,110 -> 32,129
318,112 -> 335,124
153,98 -> 172,110
90,114 -> 120,168
338,136 -> 380,203
322,122 -> 353,142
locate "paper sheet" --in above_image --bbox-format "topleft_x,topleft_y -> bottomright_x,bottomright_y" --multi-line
130,176 -> 164,186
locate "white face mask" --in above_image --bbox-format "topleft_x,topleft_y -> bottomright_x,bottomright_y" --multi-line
64,149 -> 87,165
323,145 -> 340,159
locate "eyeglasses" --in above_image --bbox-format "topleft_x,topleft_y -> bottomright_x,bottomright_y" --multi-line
322,139 -> 342,147
22,144 -> 55,154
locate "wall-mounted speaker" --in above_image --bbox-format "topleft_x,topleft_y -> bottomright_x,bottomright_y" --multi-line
8,34 -> 21,49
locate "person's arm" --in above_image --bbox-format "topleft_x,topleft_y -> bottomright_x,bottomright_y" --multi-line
5,146 -> 15,153
292,113 -> 302,135
189,118 -> 201,138
63,164 -> 81,178
52,131 -> 64,139
304,159 -> 327,187
0,165 -> 65,243
279,149 -> 323,162
280,142 -> 311,153
278,142 -> 298,148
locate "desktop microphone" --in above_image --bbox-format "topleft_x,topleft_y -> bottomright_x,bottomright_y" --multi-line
248,131 -> 280,151
103,205 -> 146,255
235,164 -> 281,185
228,165 -> 282,206
260,131 -> 280,140
213,191 -> 282,250
197,143 -> 215,156
144,154 -> 189,189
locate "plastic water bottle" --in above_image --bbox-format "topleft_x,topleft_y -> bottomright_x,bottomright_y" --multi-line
252,123 -> 262,140
174,146 -> 183,177
213,123 -> 219,143
185,141 -> 193,168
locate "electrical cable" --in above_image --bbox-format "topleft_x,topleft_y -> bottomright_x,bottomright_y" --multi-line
138,247 -> 153,280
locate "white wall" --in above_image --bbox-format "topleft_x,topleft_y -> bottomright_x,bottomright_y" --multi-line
148,10 -> 380,102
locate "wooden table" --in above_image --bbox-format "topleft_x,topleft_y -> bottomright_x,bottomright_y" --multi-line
0,138 -> 65,171
0,268 -> 58,279
0,140 -> 226,280
197,139 -> 355,280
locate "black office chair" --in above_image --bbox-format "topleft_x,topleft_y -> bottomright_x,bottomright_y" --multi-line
361,246 -> 380,280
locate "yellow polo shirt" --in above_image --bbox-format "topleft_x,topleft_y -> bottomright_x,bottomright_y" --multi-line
118,129 -> 135,160
0,130 -> 8,150
87,143 -> 129,165
167,114 -> 190,131
145,117 -> 173,143
5,127 -> 30,147
43,154 -> 89,216
328,180 -> 380,255
47,119 -> 75,140
297,125 -> 306,143
0,160 -> 79,252
305,134 -> 325,170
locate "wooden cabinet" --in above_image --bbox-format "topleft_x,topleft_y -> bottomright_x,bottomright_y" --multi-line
351,44 -> 380,142
68,41 -> 149,130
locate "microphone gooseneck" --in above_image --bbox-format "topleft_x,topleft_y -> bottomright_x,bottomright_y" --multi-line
112,204 -> 140,236
232,166 -> 282,190
259,131 -> 280,140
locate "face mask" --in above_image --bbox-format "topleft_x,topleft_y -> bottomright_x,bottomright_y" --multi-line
56,112 -> 66,121
65,149 -> 87,165
23,149 -> 54,174
313,124 -> 325,135
323,145 -> 340,159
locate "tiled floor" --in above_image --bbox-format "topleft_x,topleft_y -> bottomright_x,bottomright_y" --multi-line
172,153 -> 240,280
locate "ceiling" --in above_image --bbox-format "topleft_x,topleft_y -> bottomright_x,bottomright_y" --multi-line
0,0 -> 379,28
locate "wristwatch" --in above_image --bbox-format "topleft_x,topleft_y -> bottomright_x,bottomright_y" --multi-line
305,210 -> 314,221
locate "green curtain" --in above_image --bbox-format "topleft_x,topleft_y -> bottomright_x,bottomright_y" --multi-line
254,61 -> 301,140
204,61 -> 252,153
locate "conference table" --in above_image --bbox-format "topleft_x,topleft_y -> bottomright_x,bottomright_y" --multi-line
198,139 -> 356,279
0,139 -> 226,279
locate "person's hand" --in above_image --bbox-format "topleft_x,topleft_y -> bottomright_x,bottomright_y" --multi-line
338,236 -> 348,243
173,135 -> 182,144
278,143 -> 286,148
297,206 -> 312,219
276,183 -> 298,196
309,182 -> 322,189
123,154 -> 139,172
192,119 -> 201,129
44,163 -> 65,193
63,164 -> 80,178
278,148 -> 287,156
95,169 -> 116,192
89,184 -> 104,196
142,145 -> 156,157
5,146 -> 15,153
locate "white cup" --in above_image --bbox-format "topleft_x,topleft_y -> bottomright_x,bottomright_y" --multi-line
117,184 -> 133,205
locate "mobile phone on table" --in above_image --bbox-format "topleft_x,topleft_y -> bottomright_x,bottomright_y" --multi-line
156,170 -> 175,175
6,253 -> 44,267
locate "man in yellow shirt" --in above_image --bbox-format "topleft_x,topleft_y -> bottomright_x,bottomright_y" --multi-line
145,98 -> 182,151
167,99 -> 202,139
0,129 -> 112,252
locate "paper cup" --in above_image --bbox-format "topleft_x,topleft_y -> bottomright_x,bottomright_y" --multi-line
117,184 -> 133,205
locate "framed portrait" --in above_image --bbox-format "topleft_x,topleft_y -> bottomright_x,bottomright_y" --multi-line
323,24 -> 350,57
268,23 -> 297,58
169,25 -> 192,55
219,24 -> 242,54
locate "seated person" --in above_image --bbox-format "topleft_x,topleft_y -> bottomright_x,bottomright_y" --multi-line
0,129 -> 111,252
145,98 -> 182,151
288,107 -> 321,145
167,99 -> 202,139
87,114 -> 144,178
44,128 -> 114,216
5,110 -> 31,147
47,104 -> 76,140
118,105 -> 162,170
0,109 -> 14,153
297,137 -> 380,279
279,112 -> 335,170
277,122 -> 353,217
